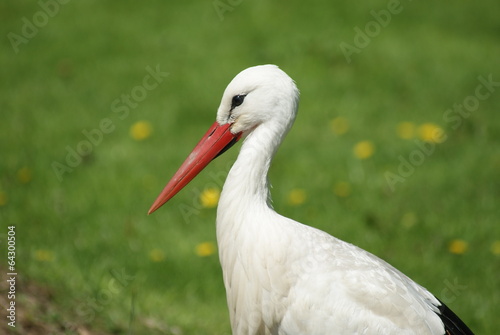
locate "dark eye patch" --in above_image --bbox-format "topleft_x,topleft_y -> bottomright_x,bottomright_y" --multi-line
231,94 -> 246,109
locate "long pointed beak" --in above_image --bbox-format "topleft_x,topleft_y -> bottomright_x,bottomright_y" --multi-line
148,121 -> 242,214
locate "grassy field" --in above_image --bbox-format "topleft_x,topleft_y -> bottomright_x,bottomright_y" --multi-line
1,0 -> 499,334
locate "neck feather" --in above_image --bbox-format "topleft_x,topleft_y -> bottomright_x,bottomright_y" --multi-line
220,121 -> 286,209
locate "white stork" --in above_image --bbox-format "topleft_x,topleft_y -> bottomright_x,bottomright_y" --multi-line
148,65 -> 474,335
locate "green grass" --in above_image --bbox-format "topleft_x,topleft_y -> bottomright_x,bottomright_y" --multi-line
1,0 -> 499,333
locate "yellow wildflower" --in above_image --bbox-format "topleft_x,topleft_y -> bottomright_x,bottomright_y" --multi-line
288,188 -> 306,206
200,187 -> 220,208
17,167 -> 33,184
448,239 -> 468,255
418,123 -> 446,143
397,122 -> 415,139
400,212 -> 417,229
195,241 -> 216,257
149,248 -> 165,262
491,241 -> 500,256
353,141 -> 375,159
333,182 -> 351,197
330,117 -> 349,135
130,121 -> 153,140
34,249 -> 54,262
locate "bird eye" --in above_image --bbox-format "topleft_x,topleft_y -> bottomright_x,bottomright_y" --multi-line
231,94 -> 246,109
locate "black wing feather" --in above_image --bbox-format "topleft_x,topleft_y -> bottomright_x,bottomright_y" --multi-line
436,299 -> 474,335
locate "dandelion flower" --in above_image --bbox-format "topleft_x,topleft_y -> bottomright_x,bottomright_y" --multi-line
333,182 -> 351,197
17,167 -> 33,184
130,121 -> 153,141
330,117 -> 349,135
288,188 -> 306,206
34,249 -> 54,262
200,187 -> 220,208
491,241 -> 500,256
353,141 -> 375,160
397,122 -> 415,139
149,248 -> 165,262
195,241 -> 216,257
418,123 -> 446,143
448,239 -> 468,255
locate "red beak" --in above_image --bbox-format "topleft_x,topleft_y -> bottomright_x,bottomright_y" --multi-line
148,121 -> 242,214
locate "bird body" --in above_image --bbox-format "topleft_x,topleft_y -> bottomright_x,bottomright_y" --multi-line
149,65 -> 473,335
218,209 -> 445,334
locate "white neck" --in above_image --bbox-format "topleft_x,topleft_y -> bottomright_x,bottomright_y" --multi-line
220,123 -> 278,210
216,118 -> 291,244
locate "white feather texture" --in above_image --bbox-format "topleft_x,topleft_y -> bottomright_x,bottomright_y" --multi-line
208,65 -> 456,334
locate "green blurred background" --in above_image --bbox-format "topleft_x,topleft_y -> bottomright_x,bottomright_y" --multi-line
1,0 -> 499,334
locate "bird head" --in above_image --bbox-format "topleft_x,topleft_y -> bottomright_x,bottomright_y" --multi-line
148,65 -> 299,214
216,64 -> 299,136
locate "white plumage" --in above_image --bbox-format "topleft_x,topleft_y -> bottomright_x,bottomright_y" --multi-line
149,65 -> 473,335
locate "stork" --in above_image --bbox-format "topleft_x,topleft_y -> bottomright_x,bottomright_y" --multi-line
148,65 -> 474,335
